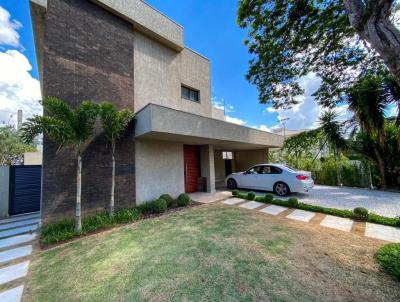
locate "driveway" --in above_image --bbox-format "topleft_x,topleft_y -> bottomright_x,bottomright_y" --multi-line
253,185 -> 400,218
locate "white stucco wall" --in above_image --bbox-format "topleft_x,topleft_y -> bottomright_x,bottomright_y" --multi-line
135,140 -> 184,204
134,31 -> 212,117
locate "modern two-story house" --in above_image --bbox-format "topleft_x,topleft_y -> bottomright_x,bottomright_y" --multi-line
30,0 -> 283,223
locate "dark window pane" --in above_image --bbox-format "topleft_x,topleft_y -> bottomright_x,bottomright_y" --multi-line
181,86 -> 190,99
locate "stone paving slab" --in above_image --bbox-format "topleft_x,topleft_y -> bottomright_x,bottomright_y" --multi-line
365,223 -> 400,243
259,205 -> 288,216
0,261 -> 29,285
286,209 -> 315,222
239,201 -> 264,210
0,213 -> 40,225
0,225 -> 38,240
222,198 -> 245,205
0,234 -> 36,250
320,215 -> 353,232
0,285 -> 24,302
0,246 -> 32,264
0,219 -> 39,231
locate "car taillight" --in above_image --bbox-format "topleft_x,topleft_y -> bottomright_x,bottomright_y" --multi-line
296,175 -> 308,180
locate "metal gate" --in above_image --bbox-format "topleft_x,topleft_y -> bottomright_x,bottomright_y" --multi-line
9,165 -> 41,215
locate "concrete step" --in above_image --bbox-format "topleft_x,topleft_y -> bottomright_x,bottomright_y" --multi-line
0,225 -> 38,240
0,213 -> 40,225
0,261 -> 29,286
0,285 -> 24,302
0,234 -> 36,250
0,246 -> 32,265
0,219 -> 39,232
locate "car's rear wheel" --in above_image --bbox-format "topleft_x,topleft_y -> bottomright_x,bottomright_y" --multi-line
273,182 -> 290,196
227,178 -> 237,190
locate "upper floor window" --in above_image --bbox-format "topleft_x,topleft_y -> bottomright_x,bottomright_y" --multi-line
181,85 -> 200,102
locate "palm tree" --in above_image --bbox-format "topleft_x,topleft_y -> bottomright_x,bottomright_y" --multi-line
99,102 -> 134,216
21,96 -> 98,231
345,74 -> 399,187
318,110 -> 347,186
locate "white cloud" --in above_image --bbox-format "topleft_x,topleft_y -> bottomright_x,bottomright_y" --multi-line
212,97 -> 234,113
268,73 -> 352,130
225,115 -> 247,125
0,6 -> 22,47
251,124 -> 272,132
0,50 -> 42,126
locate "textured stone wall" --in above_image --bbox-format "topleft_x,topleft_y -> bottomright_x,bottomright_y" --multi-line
41,0 -> 135,223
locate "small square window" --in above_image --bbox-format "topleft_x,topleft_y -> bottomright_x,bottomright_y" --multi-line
181,85 -> 199,102
222,151 -> 233,160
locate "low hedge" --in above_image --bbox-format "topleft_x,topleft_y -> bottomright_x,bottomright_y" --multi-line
375,243 -> 400,280
231,191 -> 400,227
41,192 -> 192,246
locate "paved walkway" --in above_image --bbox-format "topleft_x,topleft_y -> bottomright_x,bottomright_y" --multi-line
0,212 -> 40,302
222,198 -> 400,243
249,185 -> 400,218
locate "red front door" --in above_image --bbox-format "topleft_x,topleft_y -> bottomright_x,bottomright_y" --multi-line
184,145 -> 200,193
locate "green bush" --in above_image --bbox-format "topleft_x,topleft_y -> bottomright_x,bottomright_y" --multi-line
265,193 -> 274,203
287,197 -> 299,208
298,203 -> 353,218
367,213 -> 400,227
113,208 -> 141,223
138,199 -> 167,214
247,191 -> 256,200
159,194 -> 175,207
353,207 -> 369,221
40,207 -> 143,246
177,193 -> 191,207
232,189 -> 239,196
376,243 -> 400,280
41,219 -> 77,245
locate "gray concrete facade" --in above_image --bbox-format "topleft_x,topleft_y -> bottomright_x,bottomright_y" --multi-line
0,167 -> 9,218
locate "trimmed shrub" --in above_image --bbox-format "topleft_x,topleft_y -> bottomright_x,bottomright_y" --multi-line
159,194 -> 175,207
247,191 -> 256,200
255,196 -> 265,202
177,193 -> 191,207
265,193 -> 274,203
82,213 -> 113,233
353,207 -> 369,221
367,213 -> 400,227
232,189 -> 239,196
139,199 -> 167,214
287,197 -> 299,208
376,243 -> 400,280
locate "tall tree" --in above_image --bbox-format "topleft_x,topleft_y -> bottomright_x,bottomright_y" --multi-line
318,110 -> 347,185
22,97 -> 98,231
99,102 -> 134,216
346,73 -> 400,186
237,0 -> 400,109
0,126 -> 36,165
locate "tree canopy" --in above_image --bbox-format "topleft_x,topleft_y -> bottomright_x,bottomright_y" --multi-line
237,0 -> 400,109
0,126 -> 36,165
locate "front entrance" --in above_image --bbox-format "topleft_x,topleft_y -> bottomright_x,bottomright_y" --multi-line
224,159 -> 232,176
184,145 -> 200,193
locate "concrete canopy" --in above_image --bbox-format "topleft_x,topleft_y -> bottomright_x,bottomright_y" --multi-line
135,104 -> 284,150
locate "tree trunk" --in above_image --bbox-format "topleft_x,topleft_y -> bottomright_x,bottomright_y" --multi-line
76,153 -> 82,232
344,0 -> 400,86
372,145 -> 387,188
335,151 -> 343,187
110,152 -> 115,216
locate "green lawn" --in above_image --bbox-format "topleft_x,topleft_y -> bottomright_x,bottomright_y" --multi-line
25,204 -> 400,302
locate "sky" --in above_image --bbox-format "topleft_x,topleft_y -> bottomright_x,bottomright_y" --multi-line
0,0 -> 355,131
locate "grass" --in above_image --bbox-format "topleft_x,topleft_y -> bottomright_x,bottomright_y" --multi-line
234,191 -> 400,227
26,205 -> 400,301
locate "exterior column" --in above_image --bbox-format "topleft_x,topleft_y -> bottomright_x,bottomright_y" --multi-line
200,144 -> 216,193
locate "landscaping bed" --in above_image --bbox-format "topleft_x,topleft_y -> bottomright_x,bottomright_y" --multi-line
25,204 -> 400,301
40,193 -> 198,247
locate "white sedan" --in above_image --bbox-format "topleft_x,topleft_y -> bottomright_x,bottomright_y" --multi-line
225,164 -> 314,196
